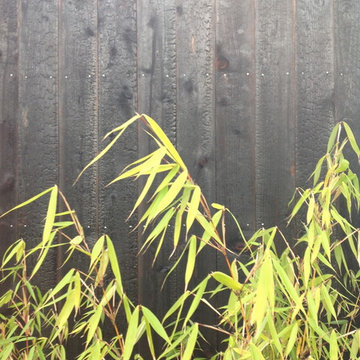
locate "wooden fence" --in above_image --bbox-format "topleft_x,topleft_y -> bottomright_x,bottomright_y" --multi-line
1,0 -> 360,355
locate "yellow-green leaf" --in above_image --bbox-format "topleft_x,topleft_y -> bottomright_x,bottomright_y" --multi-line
186,185 -> 201,233
185,235 -> 197,288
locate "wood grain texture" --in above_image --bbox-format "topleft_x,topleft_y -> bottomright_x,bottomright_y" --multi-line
17,0 -> 58,292
255,0 -> 295,236
215,0 -> 256,246
137,1 -> 178,355
0,0 -> 18,301
334,0 -> 360,229
58,0 -> 98,246
296,0 -> 335,188
97,0 -> 138,328
177,0 -> 216,355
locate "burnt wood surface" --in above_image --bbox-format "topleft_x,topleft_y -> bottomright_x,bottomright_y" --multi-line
1,0 -> 360,355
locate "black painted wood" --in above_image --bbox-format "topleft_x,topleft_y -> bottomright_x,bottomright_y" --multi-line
215,0 -> 256,250
295,0 -> 335,189
255,0 -> 295,242
137,1 -> 178,355
97,0 -> 138,334
58,0 -> 98,248
1,0 -> 360,354
176,0 -> 216,355
334,0 -> 360,230
17,0 -> 58,292
0,0 -> 18,301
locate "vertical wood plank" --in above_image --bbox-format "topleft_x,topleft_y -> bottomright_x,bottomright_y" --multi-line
0,0 -> 18,299
137,0 -> 178,306
97,0 -> 138,328
215,0 -> 256,248
58,2 -> 98,357
17,0 -> 58,291
58,0 -> 98,245
334,1 -> 360,234
255,0 -> 295,238
177,0 -> 216,355
137,1 -> 177,354
296,1 -> 335,189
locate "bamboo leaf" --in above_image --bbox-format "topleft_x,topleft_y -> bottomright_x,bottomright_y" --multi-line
123,306 -> 140,360
186,185 -> 201,233
211,272 -> 242,291
0,186 -> 54,219
75,130 -> 124,184
156,170 -> 188,214
86,305 -> 103,346
182,323 -> 199,360
185,235 -> 197,288
343,121 -> 360,156
143,114 -> 187,170
285,322 -> 299,356
90,236 -> 105,268
327,123 -> 340,153
184,279 -> 208,326
330,330 -> 338,360
249,343 -> 265,360
321,284 -> 337,320
106,236 -> 124,294
142,306 -> 170,344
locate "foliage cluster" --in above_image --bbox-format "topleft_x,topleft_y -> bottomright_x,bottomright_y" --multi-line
1,115 -> 360,359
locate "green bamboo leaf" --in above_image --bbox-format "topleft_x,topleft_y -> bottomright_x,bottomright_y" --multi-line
266,313 -> 282,355
196,212 -> 222,245
285,322 -> 299,356
182,323 -> 199,360
56,289 -> 76,329
141,306 -> 170,344
163,290 -> 191,323
103,114 -> 141,140
106,236 -> 124,294
46,269 -> 74,302
288,189 -> 310,223
273,259 -> 303,312
173,209 -> 183,252
129,169 -> 157,219
321,284 -> 337,320
30,230 -> 57,279
143,114 -> 187,170
312,155 -> 326,186
152,164 -> 179,197
141,207 -> 175,253
86,305 -> 103,346
184,279 -> 208,326
140,187 -> 168,228
42,185 -> 58,243
144,320 -> 155,359
211,271 -> 242,291
186,185 -> 201,233
343,121 -> 360,156
123,306 -> 140,360
75,130 -> 124,184
108,147 -> 166,185
0,186 -> 54,219
185,235 -> 197,288
90,236 -> 105,268
329,330 -> 338,360
1,239 -> 25,267
73,271 -> 81,312
0,343 -> 14,360
249,343 -> 265,360
156,170 -> 188,214
307,196 -> 315,224
198,210 -> 222,253
327,123 -> 340,152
